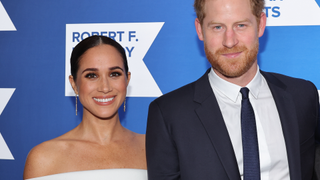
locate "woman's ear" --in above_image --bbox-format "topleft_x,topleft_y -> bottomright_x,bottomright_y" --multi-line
69,75 -> 78,95
126,72 -> 131,86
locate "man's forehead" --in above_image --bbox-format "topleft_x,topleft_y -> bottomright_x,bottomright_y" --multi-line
203,0 -> 253,15
203,0 -> 251,8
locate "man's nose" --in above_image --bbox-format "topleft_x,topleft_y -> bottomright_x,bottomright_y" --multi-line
222,28 -> 239,48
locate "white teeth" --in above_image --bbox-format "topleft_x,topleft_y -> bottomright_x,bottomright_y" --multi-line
93,97 -> 114,103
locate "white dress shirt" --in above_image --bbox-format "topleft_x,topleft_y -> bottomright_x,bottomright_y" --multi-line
208,67 -> 290,180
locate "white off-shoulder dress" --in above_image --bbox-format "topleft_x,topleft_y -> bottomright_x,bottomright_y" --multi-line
26,169 -> 147,180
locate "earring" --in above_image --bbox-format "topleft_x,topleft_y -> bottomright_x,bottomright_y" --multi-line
75,94 -> 78,116
124,98 -> 126,112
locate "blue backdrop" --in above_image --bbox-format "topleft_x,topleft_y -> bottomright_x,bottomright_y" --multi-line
0,0 -> 320,179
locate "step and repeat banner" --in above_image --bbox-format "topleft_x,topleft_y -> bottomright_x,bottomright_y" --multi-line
1,0 -> 320,179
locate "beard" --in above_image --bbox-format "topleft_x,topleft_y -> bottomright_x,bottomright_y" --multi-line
204,41 -> 259,78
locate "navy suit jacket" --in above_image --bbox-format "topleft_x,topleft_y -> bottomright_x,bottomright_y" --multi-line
146,69 -> 319,180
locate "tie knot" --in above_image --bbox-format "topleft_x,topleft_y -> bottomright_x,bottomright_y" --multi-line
240,87 -> 250,99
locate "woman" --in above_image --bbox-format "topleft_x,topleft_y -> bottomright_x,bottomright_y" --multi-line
24,36 -> 147,180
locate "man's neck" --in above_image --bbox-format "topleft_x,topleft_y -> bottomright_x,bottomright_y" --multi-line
213,62 -> 258,87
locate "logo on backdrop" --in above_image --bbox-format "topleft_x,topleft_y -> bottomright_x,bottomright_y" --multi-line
65,22 -> 164,97
316,0 -> 320,7
0,1 -> 16,31
0,88 -> 15,160
265,0 -> 320,26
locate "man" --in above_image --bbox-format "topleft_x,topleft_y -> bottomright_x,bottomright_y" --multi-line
146,0 -> 319,179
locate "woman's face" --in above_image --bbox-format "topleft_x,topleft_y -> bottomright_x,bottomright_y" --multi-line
69,44 -> 130,119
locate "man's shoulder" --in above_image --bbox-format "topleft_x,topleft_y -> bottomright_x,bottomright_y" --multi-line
155,79 -> 197,103
261,71 -> 318,101
152,69 -> 211,106
261,71 -> 315,87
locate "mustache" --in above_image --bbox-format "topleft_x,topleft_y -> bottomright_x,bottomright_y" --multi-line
215,45 -> 248,55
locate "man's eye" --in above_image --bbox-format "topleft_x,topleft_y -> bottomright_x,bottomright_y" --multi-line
214,26 -> 222,30
110,72 -> 121,77
85,73 -> 97,79
238,24 -> 246,28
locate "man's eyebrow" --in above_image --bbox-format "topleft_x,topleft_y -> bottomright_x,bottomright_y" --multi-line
207,18 -> 252,26
236,18 -> 252,24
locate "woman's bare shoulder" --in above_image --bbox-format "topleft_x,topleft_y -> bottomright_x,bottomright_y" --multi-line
133,132 -> 145,143
23,135 -> 73,179
129,132 -> 146,169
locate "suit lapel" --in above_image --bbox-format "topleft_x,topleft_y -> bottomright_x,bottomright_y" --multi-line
261,71 -> 301,180
194,69 -> 241,180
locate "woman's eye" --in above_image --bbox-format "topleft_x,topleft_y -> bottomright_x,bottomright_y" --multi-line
110,72 -> 121,77
85,73 -> 97,79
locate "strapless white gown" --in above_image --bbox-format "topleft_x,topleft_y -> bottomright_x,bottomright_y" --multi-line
26,169 -> 147,180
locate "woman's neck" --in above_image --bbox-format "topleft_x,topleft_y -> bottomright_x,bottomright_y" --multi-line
73,111 -> 129,145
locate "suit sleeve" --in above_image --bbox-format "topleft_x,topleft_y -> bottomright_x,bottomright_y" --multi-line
146,100 -> 180,180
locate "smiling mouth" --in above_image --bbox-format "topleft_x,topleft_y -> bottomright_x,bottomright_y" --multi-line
93,97 -> 114,103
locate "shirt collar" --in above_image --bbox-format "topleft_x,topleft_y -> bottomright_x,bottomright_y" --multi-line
208,66 -> 263,102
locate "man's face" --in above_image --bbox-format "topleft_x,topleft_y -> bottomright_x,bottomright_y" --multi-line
195,0 -> 266,78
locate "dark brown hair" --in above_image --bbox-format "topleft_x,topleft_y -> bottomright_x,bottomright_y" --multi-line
70,35 -> 128,80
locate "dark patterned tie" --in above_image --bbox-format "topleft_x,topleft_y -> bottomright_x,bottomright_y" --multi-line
240,87 -> 260,180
